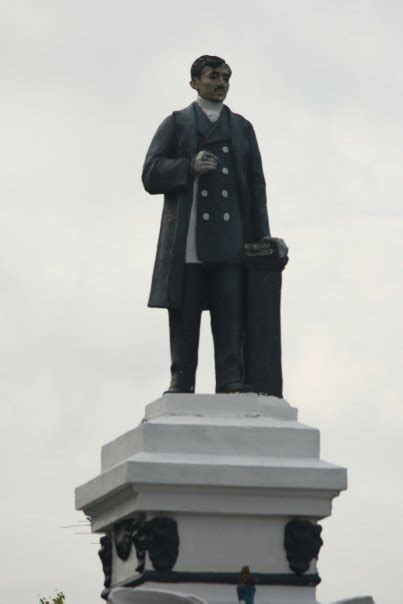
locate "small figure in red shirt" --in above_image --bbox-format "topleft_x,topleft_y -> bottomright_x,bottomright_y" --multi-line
236,565 -> 257,604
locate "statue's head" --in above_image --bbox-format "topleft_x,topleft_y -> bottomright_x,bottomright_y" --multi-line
190,55 -> 232,103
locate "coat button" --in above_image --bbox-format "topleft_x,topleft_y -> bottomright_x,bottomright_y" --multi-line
222,167 -> 229,174
221,190 -> 228,198
223,212 -> 230,221
201,189 -> 208,197
222,145 -> 229,153
203,212 -> 210,221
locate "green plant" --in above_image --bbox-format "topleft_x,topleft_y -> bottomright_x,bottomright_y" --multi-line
39,591 -> 65,604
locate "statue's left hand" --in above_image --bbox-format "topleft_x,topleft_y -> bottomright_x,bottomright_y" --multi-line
244,236 -> 289,258
264,236 -> 288,258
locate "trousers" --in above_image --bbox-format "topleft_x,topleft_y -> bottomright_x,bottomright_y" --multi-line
168,264 -> 243,391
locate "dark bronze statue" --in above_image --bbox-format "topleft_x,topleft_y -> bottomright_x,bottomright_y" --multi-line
142,55 -> 288,395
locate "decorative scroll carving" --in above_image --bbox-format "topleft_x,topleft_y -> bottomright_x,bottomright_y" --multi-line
114,519 -> 136,561
284,520 -> 323,575
109,515 -> 180,577
98,535 -> 113,588
146,516 -> 180,572
133,516 -> 180,573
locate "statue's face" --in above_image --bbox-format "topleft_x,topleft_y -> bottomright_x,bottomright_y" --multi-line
190,64 -> 231,102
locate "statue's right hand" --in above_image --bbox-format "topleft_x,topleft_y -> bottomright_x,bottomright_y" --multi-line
191,151 -> 218,175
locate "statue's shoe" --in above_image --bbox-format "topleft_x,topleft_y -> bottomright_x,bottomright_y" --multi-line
216,382 -> 253,394
163,385 -> 195,395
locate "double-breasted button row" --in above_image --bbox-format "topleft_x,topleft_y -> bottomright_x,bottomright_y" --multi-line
200,188 -> 228,198
202,212 -> 231,222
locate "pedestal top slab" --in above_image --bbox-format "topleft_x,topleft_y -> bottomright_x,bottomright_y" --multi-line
145,394 -> 298,421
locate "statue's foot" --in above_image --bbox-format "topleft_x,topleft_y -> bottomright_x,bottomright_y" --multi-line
163,385 -> 195,395
216,382 -> 253,394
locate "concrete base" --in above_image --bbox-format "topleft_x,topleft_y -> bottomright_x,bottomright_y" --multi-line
75,394 -> 359,603
107,586 -> 374,604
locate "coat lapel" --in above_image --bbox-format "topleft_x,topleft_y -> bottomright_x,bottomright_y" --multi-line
195,102 -> 214,137
203,110 -> 229,144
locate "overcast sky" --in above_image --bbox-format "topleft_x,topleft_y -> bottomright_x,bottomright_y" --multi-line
1,1 -> 402,603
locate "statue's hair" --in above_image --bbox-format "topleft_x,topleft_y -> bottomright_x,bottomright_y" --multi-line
190,55 -> 232,79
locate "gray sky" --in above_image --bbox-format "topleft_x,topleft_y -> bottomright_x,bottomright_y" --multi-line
0,1 -> 402,603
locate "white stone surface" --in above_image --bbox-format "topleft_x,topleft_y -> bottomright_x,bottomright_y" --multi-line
173,514 -> 315,573
101,415 -> 319,472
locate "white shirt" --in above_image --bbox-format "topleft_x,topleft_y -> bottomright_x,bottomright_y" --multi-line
196,95 -> 224,123
185,97 -> 224,263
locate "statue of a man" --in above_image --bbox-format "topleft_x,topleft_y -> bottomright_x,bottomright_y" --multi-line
142,55 -> 287,394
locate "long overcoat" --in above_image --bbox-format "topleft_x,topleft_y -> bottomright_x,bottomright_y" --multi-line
142,102 -> 270,309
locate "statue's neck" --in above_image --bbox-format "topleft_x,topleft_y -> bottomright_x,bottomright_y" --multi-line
196,96 -> 223,122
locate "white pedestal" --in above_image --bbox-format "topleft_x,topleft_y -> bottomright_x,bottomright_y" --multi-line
75,394 -> 372,603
